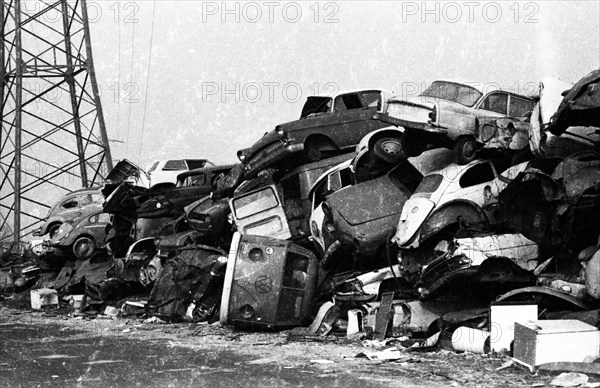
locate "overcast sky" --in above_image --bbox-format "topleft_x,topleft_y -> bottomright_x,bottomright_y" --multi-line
87,0 -> 600,169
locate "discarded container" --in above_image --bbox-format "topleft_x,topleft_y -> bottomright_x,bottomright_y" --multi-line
220,232 -> 318,329
103,306 -> 119,317
121,301 -> 147,316
451,326 -> 490,353
513,320 -> 600,371
346,309 -> 363,338
490,302 -> 538,353
30,288 -> 58,310
69,295 -> 85,310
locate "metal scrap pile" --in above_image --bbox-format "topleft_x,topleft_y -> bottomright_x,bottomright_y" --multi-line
4,69 -> 600,371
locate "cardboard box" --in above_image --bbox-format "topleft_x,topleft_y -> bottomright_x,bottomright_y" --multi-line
30,288 -> 58,309
490,302 -> 538,353
513,320 -> 600,371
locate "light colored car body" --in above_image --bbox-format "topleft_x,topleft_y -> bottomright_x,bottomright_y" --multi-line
389,81 -> 534,138
392,159 -> 531,249
387,80 -> 535,163
49,210 -> 111,259
33,188 -> 104,237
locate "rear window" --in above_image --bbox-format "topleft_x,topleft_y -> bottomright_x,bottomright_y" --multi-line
301,96 -> 332,118
459,162 -> 495,188
163,160 -> 188,170
414,174 -> 443,195
510,96 -> 535,117
334,93 -> 364,111
232,187 -> 279,219
186,160 -> 208,170
360,91 -> 382,109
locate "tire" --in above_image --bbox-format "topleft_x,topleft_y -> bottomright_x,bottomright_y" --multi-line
373,137 -> 406,164
454,136 -> 478,165
305,145 -> 322,163
401,131 -> 427,157
72,236 -> 95,260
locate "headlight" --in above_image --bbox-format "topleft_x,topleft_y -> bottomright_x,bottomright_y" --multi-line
311,220 -> 320,238
238,153 -> 246,162
276,127 -> 285,138
248,247 -> 264,262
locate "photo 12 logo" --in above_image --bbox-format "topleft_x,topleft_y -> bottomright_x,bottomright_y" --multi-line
200,81 -> 339,103
400,1 -> 539,23
200,1 -> 340,23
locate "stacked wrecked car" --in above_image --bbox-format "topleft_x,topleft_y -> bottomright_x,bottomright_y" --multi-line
8,70 -> 600,362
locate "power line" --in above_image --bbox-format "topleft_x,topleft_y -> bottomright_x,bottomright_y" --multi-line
139,0 -> 157,156
125,18 -> 135,154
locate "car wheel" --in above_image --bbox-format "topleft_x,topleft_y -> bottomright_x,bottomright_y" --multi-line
454,136 -> 478,165
48,224 -> 61,239
305,145 -> 322,163
373,137 -> 406,164
72,236 -> 95,260
401,131 -> 427,157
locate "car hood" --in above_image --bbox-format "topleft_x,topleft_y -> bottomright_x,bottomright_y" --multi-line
326,177 -> 410,226
388,95 -> 436,111
392,197 -> 436,247
237,129 -> 282,160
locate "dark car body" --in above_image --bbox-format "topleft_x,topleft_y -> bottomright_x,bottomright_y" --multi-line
33,188 -> 104,237
547,69 -> 600,136
319,160 -> 423,270
237,90 -> 393,178
137,164 -> 235,218
498,150 -> 600,251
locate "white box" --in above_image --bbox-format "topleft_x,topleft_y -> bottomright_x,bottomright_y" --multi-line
30,288 -> 58,309
490,303 -> 538,353
513,320 -> 600,371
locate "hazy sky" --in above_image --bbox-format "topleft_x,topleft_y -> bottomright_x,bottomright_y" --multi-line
87,0 -> 600,169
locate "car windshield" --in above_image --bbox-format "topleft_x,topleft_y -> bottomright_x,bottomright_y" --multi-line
232,187 -> 279,219
414,174 -> 444,197
300,96 -> 332,118
421,81 -> 482,107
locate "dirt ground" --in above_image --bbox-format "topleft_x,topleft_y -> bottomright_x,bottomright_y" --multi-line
1,295 -> 586,388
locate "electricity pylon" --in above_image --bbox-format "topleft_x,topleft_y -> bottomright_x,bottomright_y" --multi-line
1,0 -> 112,251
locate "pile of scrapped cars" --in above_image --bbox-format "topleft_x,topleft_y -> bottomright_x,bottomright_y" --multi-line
5,70 -> 600,359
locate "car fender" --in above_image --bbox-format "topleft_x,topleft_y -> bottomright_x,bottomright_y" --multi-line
419,199 -> 489,243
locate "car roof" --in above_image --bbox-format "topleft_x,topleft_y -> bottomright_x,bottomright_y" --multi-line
63,187 -> 102,196
430,79 -> 488,94
176,164 -> 237,181
425,159 -> 487,182
308,88 -> 394,98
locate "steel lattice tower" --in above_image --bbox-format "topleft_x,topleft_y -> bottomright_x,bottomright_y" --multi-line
1,0 -> 112,251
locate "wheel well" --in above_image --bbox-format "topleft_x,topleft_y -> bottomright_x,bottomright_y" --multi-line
304,134 -> 337,152
368,129 -> 403,150
420,200 -> 489,243
47,222 -> 62,232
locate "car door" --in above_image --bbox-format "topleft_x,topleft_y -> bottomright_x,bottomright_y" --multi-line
229,184 -> 291,240
83,212 -> 111,245
305,91 -> 386,149
476,92 -> 509,117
